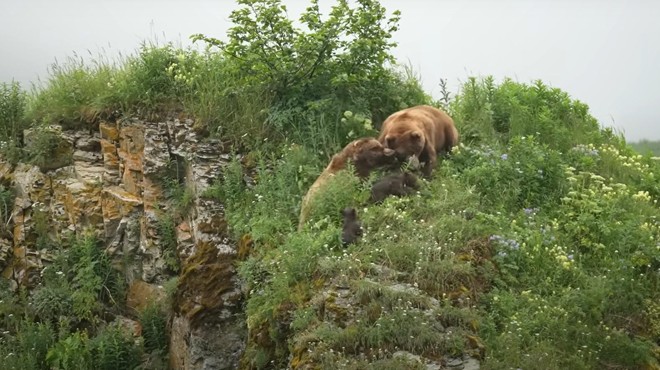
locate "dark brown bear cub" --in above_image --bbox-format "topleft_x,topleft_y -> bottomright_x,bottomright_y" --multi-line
370,171 -> 421,204
341,207 -> 363,246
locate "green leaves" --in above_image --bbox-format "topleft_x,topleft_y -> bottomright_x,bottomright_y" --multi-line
191,0 -> 408,146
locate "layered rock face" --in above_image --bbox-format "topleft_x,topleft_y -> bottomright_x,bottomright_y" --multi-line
0,118 -> 244,370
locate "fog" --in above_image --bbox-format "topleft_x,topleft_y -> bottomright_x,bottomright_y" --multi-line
1,0 -> 658,141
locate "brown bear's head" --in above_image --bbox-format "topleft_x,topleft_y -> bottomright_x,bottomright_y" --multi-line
349,137 -> 396,178
384,128 -> 426,160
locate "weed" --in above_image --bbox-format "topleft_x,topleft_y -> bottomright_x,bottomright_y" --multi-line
139,301 -> 169,353
90,323 -> 142,370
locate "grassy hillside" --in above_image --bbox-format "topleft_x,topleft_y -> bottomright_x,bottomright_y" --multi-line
0,0 -> 659,369
209,77 -> 660,369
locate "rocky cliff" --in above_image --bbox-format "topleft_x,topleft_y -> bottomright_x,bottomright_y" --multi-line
0,118 -> 245,369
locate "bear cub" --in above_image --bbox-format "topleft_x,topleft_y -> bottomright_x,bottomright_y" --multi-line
370,171 -> 421,204
341,207 -> 363,246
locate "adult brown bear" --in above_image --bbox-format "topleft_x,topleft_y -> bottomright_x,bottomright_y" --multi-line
298,138 -> 394,230
378,105 -> 459,177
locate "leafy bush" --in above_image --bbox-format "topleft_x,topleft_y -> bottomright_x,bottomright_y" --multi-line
469,141 -> 660,368
210,144 -> 323,244
450,76 -> 622,152
23,125 -> 72,171
90,324 -> 142,370
33,234 -> 125,324
0,81 -> 28,140
0,320 -> 55,370
30,271 -> 74,324
113,43 -> 188,115
0,81 -> 28,161
46,331 -> 93,370
22,0 -> 430,154
302,168 -> 368,229
192,0 -> 430,150
156,213 -> 180,273
139,301 -> 169,353
448,136 -> 568,212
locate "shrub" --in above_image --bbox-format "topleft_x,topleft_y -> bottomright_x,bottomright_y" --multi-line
471,140 -> 660,369
214,144 -> 324,243
23,125 -> 73,171
192,0 -> 430,150
113,43 -> 188,115
302,167 -> 368,229
448,136 -> 568,212
450,76 -> 619,152
90,323 -> 142,370
29,270 -> 74,324
0,81 -> 28,161
46,331 -> 93,370
156,213 -> 180,273
0,320 -> 55,370
48,234 -> 125,320
139,301 -> 169,353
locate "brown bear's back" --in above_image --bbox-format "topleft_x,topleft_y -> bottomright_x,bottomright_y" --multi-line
379,105 -> 458,154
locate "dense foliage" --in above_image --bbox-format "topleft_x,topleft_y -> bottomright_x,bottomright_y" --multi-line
211,77 -> 659,368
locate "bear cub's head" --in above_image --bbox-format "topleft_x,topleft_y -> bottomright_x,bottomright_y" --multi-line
348,138 -> 396,178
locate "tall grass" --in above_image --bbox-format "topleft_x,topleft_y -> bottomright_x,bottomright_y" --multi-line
26,53 -> 118,128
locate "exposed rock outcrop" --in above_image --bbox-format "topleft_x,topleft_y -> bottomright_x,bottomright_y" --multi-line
1,118 -> 244,369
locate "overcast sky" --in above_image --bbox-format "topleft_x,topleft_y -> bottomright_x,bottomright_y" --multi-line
1,0 -> 658,141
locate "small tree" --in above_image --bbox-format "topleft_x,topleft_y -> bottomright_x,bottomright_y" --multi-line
192,0 -> 400,105
190,0 -> 429,149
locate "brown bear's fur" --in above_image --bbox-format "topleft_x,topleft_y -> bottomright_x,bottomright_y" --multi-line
369,171 -> 421,204
298,138 -> 395,230
341,207 -> 363,246
378,105 -> 459,177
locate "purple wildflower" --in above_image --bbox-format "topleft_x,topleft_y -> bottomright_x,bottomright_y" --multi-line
524,207 -> 540,216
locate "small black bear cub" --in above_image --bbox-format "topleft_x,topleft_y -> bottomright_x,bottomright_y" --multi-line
341,207 -> 363,246
370,171 -> 420,204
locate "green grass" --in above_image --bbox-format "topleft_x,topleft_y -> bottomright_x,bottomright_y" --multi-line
227,128 -> 659,369
211,73 -> 658,368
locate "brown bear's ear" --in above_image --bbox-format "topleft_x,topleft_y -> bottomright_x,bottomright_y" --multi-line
411,131 -> 422,141
384,148 -> 395,156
